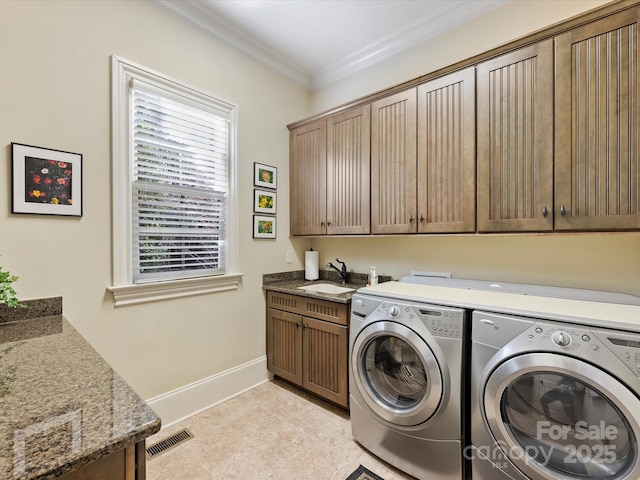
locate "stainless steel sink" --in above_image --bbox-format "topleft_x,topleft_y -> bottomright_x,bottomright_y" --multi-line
297,283 -> 355,295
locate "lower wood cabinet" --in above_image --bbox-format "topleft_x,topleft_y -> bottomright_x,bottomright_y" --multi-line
266,291 -> 349,408
60,443 -> 144,480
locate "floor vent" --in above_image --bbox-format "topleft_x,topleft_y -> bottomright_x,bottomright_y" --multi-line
146,429 -> 194,460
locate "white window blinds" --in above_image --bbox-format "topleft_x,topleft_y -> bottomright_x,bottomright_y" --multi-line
131,82 -> 230,283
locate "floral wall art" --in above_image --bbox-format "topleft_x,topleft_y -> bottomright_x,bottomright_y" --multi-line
253,215 -> 276,239
252,162 -> 277,238
253,162 -> 277,189
11,143 -> 83,217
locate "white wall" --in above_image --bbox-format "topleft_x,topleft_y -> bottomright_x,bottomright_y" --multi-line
309,0 -> 640,298
0,0 -> 309,420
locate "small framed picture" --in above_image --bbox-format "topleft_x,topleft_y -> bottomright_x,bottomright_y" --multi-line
253,215 -> 276,238
254,189 -> 277,214
254,162 -> 277,189
11,143 -> 83,217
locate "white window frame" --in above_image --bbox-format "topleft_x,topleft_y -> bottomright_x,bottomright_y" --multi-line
109,55 -> 242,306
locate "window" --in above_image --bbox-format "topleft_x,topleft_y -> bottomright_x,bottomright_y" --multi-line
109,56 -> 241,306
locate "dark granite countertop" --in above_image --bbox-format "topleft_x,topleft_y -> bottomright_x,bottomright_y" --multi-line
263,270 -> 392,304
0,298 -> 160,479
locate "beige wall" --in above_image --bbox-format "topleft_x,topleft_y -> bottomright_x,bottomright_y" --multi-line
309,0 -> 640,298
0,0 -> 310,400
311,234 -> 640,296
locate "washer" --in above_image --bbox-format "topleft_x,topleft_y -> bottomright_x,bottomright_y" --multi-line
470,310 -> 640,480
349,292 -> 468,480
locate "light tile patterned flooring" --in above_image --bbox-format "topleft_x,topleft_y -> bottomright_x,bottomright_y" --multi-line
146,379 -> 415,479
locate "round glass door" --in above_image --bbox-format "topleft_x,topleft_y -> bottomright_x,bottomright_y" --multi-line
484,353 -> 640,480
352,321 -> 443,426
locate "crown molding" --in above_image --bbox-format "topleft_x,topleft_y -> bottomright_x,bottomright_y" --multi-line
149,0 -> 312,88
149,0 -> 507,90
312,0 -> 508,88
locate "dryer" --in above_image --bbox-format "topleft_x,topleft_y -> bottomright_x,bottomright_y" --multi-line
349,292 -> 468,480
470,310 -> 640,480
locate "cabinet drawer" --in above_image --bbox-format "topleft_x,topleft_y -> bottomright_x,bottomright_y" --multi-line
266,291 -> 348,326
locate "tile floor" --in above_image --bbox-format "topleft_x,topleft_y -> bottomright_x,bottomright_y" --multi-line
145,379 -> 416,479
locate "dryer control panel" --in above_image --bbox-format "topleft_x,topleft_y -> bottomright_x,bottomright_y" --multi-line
592,329 -> 640,378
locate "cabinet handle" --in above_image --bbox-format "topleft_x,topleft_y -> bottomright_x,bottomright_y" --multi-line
409,215 -> 414,223
303,323 -> 307,329
320,221 -> 325,227
542,206 -> 548,218
296,322 -> 301,328
560,205 -> 566,217
327,221 -> 332,227
419,214 -> 424,223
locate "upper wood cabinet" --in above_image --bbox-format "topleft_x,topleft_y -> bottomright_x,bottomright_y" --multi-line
555,9 -> 640,231
327,105 -> 371,234
371,88 -> 418,234
476,39 -> 555,232
417,67 -> 476,233
288,2 -> 639,236
289,106 -> 370,235
290,119 -> 326,235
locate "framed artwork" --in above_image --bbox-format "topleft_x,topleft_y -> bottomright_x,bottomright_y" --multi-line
254,189 -> 277,214
253,215 -> 276,238
11,143 -> 83,217
254,162 -> 277,189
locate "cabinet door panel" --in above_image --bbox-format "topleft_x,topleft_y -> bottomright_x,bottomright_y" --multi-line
266,308 -> 302,385
327,105 -> 371,234
556,9 -> 640,230
418,67 -> 476,232
371,89 -> 418,234
477,40 -> 554,232
290,120 -> 327,235
302,317 -> 348,408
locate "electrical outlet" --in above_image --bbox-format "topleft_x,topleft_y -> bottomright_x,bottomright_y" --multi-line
286,250 -> 294,264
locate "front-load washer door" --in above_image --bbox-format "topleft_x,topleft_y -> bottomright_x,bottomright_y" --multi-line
352,321 -> 443,427
483,353 -> 640,480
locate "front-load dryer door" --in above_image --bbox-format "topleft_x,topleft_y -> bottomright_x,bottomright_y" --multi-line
352,321 -> 443,427
483,353 -> 640,480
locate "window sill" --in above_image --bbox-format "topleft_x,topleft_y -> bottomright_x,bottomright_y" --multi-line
107,273 -> 244,307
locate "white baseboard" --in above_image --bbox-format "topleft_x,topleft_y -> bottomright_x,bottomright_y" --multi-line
147,356 -> 270,428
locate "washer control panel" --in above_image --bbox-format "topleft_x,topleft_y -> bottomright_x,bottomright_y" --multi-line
352,294 -> 467,339
375,301 -> 466,339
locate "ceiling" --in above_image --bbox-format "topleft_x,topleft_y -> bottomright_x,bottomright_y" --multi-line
150,0 -> 508,90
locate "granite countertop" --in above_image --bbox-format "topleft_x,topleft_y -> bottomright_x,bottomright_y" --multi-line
0,298 -> 160,479
263,270 -> 392,304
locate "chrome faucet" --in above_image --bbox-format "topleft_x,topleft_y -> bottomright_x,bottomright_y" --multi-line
326,258 -> 348,284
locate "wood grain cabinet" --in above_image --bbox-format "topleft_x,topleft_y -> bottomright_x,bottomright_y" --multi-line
417,67 -> 476,233
289,105 -> 370,235
329,70 -> 475,236
288,1 -> 639,236
371,89 -> 418,234
289,119 -> 326,235
477,9 -> 640,233
60,444 -> 143,480
555,9 -> 640,231
476,39 -> 555,232
266,291 -> 349,408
